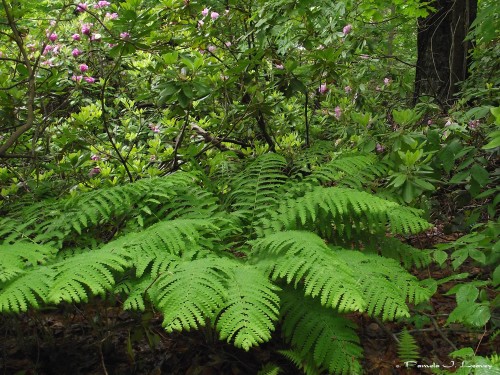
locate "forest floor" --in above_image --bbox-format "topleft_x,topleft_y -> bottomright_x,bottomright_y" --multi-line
1,228 -> 497,375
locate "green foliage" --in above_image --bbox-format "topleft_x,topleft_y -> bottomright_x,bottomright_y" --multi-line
397,328 -> 420,363
280,288 -> 363,375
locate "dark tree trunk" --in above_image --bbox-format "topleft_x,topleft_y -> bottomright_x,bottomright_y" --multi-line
414,0 -> 477,108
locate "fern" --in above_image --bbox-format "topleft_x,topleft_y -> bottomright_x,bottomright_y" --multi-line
265,186 -> 430,238
0,242 -> 56,282
226,153 -> 287,231
305,153 -> 388,189
252,231 -> 435,320
257,363 -> 282,375
149,256 -> 229,332
397,328 -> 420,363
216,264 -> 280,351
48,248 -> 130,304
278,350 -> 321,375
0,266 -> 54,313
280,287 -> 363,375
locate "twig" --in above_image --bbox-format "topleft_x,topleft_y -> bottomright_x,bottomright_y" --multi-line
373,317 -> 400,344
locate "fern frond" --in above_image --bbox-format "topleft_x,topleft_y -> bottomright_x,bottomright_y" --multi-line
375,236 -> 432,269
216,264 -> 280,351
306,153 -> 388,189
257,363 -> 282,375
278,350 -> 321,375
266,186 -> 430,238
0,267 -> 54,313
48,248 -> 130,304
226,153 -> 287,230
335,250 -> 435,320
0,242 -> 56,282
252,231 -> 434,320
150,257 -> 229,332
252,231 -> 366,313
280,287 -> 363,375
398,328 -> 420,363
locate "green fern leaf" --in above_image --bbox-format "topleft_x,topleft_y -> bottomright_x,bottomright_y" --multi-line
281,287 -> 363,375
398,328 -> 420,363
0,242 -> 56,282
216,264 -> 280,351
278,350 -> 321,375
150,257 -> 228,332
49,249 -> 130,303
0,267 -> 54,313
268,186 -> 430,238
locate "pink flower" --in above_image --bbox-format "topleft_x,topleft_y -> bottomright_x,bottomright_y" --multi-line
91,33 -> 102,42
343,24 -> 352,36
77,3 -> 88,12
105,12 -> 118,19
72,33 -> 81,41
427,119 -> 433,125
72,48 -> 81,57
344,85 -> 352,93
318,83 -> 327,94
334,106 -> 342,119
201,8 -> 209,17
384,77 -> 391,85
81,24 -> 92,35
84,76 -> 95,83
43,45 -> 53,55
71,75 -> 83,82
376,143 -> 385,153
224,41 -> 232,47
94,1 -> 110,9
468,119 -> 480,129
79,63 -> 89,72
198,20 -> 204,27
89,166 -> 101,177
50,20 -> 57,27
445,120 -> 452,127
210,11 -> 219,20
48,33 -> 57,42
208,45 -> 216,53
275,64 -> 284,69
149,124 -> 160,133
360,54 -> 370,59
91,154 -> 100,161
120,32 -> 130,39
220,74 -> 229,81
52,45 -> 60,55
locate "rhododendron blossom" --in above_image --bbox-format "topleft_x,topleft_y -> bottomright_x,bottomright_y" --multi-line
334,106 -> 342,119
71,75 -> 83,82
343,24 -> 352,36
384,77 -> 391,85
376,143 -> 385,153
211,11 -> 219,20
94,1 -> 110,9
48,33 -> 57,42
120,32 -> 130,39
91,154 -> 100,161
81,24 -> 92,35
208,45 -> 216,53
43,45 -> 53,55
72,33 -> 81,41
275,64 -> 284,69
344,85 -> 351,93
201,8 -> 209,17
105,12 -> 118,19
224,41 -> 231,47
318,83 -> 327,94
89,166 -> 101,176
84,76 -> 95,83
77,3 -> 88,12
79,63 -> 89,72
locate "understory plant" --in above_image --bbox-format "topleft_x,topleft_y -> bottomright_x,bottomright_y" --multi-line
0,150 -> 436,374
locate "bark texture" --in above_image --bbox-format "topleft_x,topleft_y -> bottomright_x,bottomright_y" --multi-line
414,0 -> 477,108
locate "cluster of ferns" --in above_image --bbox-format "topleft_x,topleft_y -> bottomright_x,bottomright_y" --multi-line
0,145 -> 436,374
